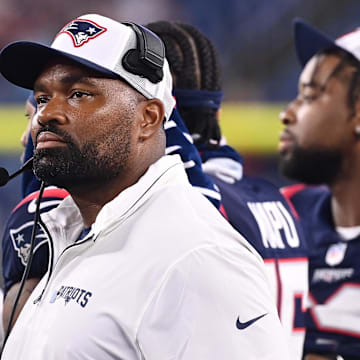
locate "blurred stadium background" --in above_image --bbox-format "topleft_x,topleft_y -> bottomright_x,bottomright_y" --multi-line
1,0 -> 360,236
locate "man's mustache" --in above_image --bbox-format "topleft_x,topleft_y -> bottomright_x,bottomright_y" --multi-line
35,125 -> 74,146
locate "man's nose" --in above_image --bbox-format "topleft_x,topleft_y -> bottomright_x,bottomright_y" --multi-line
279,101 -> 298,126
36,97 -> 67,127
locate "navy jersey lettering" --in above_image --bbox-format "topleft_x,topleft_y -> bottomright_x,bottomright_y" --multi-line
248,201 -> 300,249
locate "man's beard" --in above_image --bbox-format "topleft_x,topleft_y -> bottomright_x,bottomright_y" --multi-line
33,125 -> 131,190
279,145 -> 343,185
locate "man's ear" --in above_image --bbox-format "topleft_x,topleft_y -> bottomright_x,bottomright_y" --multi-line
353,100 -> 360,138
216,108 -> 221,122
138,99 -> 165,141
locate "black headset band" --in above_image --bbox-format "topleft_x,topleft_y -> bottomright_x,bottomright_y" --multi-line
121,22 -> 165,83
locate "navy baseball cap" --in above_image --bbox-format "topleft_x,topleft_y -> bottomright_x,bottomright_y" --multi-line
294,18 -> 360,68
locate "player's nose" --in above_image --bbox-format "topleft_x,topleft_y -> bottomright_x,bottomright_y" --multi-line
280,101 -> 297,126
36,97 -> 68,127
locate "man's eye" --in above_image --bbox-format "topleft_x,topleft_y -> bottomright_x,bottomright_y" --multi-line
302,94 -> 317,102
36,96 -> 49,104
71,91 -> 90,99
299,91 -> 318,103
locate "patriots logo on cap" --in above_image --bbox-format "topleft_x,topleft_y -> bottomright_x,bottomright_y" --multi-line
58,18 -> 107,47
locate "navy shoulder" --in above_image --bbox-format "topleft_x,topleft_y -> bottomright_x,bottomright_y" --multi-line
238,175 -> 287,199
2,187 -> 69,295
281,184 -> 330,219
212,174 -> 307,260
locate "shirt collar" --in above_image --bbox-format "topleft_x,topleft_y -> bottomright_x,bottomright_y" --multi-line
45,155 -> 187,243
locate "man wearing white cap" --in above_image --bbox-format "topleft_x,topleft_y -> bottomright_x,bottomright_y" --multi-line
0,14 -> 289,359
280,19 -> 360,360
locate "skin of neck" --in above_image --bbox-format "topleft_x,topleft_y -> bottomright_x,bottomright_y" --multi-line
330,149 -> 360,227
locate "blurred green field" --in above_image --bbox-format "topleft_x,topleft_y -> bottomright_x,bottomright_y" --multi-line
0,103 -> 284,153
0,106 -> 27,151
221,103 -> 283,153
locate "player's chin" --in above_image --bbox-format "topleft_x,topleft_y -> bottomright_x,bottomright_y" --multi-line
33,147 -> 68,167
34,146 -> 68,157
278,152 -> 296,178
278,147 -> 293,162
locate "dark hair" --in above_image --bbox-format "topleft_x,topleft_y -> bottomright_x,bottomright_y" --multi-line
146,21 -> 222,146
318,47 -> 360,116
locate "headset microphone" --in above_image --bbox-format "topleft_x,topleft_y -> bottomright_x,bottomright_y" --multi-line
0,157 -> 33,186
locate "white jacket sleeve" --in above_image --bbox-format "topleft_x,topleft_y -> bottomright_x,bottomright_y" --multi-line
136,244 -> 290,359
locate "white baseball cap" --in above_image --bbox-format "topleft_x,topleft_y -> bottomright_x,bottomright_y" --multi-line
0,14 -> 175,120
294,18 -> 360,68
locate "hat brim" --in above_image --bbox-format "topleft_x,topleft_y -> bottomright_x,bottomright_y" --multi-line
0,41 -> 120,89
294,18 -> 339,67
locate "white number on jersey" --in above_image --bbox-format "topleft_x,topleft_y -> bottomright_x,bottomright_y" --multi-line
309,283 -> 360,337
265,258 -> 308,360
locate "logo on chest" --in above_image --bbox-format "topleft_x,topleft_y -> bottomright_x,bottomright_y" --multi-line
325,242 -> 347,266
50,285 -> 92,308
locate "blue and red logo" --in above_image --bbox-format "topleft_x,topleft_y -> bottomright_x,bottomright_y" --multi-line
58,18 -> 107,47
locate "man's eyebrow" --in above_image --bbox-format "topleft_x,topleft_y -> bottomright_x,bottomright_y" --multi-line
299,81 -> 321,90
33,74 -> 98,92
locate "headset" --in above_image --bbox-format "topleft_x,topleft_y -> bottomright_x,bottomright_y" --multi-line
121,22 -> 165,84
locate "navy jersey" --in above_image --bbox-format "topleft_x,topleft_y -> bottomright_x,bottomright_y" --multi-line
2,187 -> 68,295
282,184 -> 360,359
165,108 -> 221,208
214,174 -> 307,353
200,148 -> 308,359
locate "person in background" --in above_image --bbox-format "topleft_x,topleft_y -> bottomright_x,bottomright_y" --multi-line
280,19 -> 360,360
21,95 -> 41,197
20,95 -> 36,163
146,20 -> 308,360
0,13 -> 288,359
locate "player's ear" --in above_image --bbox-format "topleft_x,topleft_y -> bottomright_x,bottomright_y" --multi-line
353,99 -> 360,138
138,99 -> 165,141
216,108 -> 221,122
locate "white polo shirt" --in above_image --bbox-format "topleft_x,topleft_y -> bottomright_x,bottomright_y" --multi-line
2,155 -> 289,359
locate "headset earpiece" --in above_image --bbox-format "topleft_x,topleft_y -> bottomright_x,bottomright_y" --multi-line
122,22 -> 164,83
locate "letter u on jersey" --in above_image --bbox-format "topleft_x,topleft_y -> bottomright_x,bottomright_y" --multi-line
248,201 -> 300,249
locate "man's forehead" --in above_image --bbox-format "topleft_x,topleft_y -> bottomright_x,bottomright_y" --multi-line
299,54 -> 343,88
34,58 -> 119,89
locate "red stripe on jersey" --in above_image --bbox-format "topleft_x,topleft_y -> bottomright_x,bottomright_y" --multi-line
277,257 -> 308,263
280,184 -> 307,220
219,203 -> 229,220
12,187 -> 69,213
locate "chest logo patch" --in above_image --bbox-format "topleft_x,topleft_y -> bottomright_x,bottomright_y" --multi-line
325,242 -> 347,266
50,285 -> 92,308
